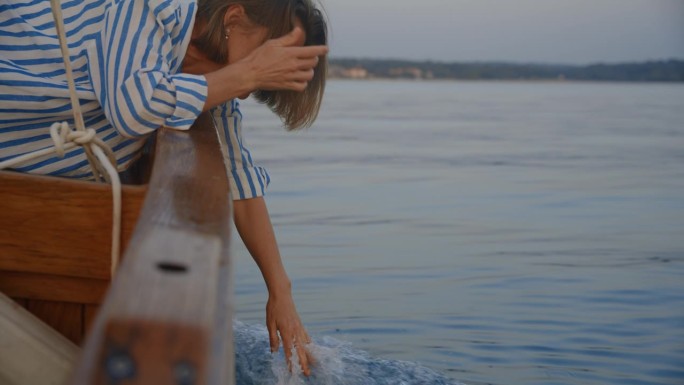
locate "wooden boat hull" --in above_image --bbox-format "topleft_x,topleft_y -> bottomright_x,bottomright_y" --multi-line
0,171 -> 147,344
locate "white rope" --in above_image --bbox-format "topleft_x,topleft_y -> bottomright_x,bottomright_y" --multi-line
0,0 -> 122,277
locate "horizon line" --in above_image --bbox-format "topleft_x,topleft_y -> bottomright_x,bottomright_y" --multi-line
328,57 -> 684,67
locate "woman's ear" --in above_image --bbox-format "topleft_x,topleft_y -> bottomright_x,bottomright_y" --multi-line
223,4 -> 246,31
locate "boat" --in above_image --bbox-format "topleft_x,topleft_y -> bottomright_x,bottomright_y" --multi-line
0,113 -> 236,385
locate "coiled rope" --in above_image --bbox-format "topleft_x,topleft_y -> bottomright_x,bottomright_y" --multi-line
0,0 -> 122,277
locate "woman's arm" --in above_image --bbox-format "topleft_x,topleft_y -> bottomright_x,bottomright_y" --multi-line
232,197 -> 313,376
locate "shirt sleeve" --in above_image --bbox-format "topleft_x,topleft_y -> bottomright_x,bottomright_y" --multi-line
96,0 -> 206,138
211,101 -> 270,200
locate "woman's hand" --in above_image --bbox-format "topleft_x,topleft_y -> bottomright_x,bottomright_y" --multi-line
200,27 -> 327,111
240,27 -> 328,92
267,288 -> 315,376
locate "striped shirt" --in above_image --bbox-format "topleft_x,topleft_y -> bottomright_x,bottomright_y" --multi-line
0,0 -> 269,199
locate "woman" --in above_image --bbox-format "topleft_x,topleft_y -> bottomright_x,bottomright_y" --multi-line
0,0 -> 327,376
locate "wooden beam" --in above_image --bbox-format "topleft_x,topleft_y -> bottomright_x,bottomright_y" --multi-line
0,292 -> 79,385
69,113 -> 234,385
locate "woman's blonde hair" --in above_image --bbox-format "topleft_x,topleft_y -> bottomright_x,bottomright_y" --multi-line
194,0 -> 328,130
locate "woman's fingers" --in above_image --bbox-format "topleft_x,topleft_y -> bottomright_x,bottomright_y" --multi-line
268,319 -> 280,353
280,330 -> 295,372
286,329 -> 312,376
299,330 -> 314,375
285,81 -> 308,92
296,342 -> 310,376
290,45 -> 328,59
290,69 -> 315,82
275,70 -> 313,92
271,26 -> 327,55
272,26 -> 305,47
297,57 -> 319,70
273,324 -> 315,376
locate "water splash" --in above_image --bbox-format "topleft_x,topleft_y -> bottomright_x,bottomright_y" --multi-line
234,321 -> 462,385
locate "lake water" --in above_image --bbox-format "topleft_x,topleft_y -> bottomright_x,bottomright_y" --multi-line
232,80 -> 684,385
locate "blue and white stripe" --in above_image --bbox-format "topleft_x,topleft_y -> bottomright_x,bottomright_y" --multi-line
212,100 -> 270,200
0,0 -> 268,199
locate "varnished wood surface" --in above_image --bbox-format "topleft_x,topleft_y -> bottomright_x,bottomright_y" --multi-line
0,271 -> 108,304
1,158 -> 148,343
70,114 -> 234,385
83,305 -> 99,335
0,172 -> 147,279
24,299 -> 83,344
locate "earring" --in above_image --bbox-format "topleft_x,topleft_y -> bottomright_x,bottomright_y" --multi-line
224,28 -> 231,40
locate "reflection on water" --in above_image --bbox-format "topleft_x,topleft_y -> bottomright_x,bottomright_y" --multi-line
233,81 -> 684,385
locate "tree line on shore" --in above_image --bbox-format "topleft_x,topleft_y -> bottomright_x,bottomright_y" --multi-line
329,58 -> 684,82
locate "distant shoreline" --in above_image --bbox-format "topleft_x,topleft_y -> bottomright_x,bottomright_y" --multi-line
327,77 -> 684,85
328,58 -> 684,82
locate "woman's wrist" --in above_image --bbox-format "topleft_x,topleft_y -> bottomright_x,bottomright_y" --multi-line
229,59 -> 259,93
234,56 -> 260,91
202,61 -> 256,111
266,277 -> 292,299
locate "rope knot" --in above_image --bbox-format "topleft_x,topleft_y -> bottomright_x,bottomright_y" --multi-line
49,122 -> 117,173
68,128 -> 97,145
50,122 -> 100,157
49,121 -> 70,158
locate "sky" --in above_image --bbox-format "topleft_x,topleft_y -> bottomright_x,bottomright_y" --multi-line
320,0 -> 684,64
